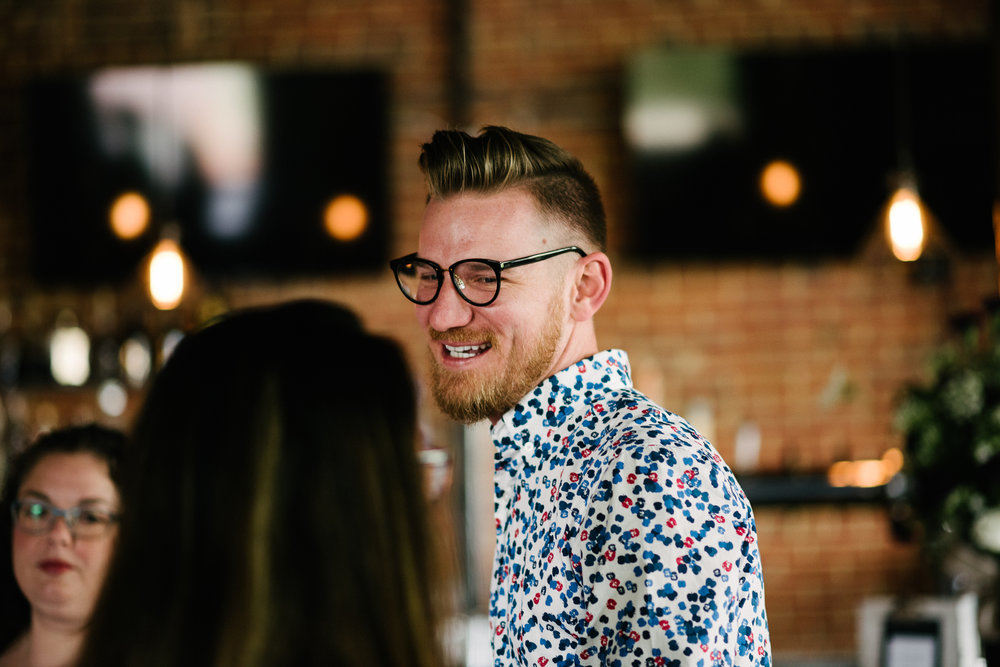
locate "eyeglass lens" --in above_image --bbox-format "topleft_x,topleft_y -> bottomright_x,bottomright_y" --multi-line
12,499 -> 117,538
395,259 -> 499,306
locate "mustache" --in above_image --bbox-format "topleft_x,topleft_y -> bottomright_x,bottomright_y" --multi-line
428,328 -> 497,345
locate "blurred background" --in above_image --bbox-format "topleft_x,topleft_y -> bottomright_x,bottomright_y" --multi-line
0,0 -> 997,664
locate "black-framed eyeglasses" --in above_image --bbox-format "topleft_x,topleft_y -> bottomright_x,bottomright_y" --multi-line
390,246 -> 587,307
11,498 -> 119,540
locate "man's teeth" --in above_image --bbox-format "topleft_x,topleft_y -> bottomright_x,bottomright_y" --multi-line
445,343 -> 489,359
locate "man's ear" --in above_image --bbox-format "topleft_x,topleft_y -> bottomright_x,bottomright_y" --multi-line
570,252 -> 612,321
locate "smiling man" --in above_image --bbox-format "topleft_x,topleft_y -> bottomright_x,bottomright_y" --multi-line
392,126 -> 771,666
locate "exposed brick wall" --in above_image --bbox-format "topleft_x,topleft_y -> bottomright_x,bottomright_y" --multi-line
600,258 -> 996,471
0,0 -> 995,660
757,504 -> 932,656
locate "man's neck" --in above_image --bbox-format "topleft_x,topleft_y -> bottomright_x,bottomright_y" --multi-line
488,347 -> 605,426
544,322 -> 598,384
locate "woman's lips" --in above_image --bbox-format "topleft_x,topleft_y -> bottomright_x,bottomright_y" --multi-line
38,559 -> 72,575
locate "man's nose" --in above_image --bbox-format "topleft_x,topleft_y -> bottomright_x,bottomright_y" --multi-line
424,274 -> 475,332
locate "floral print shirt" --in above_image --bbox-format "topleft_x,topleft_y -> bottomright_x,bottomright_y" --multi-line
490,350 -> 770,667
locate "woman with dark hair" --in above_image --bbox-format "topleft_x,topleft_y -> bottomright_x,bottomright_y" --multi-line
79,299 -> 443,667
0,423 -> 126,667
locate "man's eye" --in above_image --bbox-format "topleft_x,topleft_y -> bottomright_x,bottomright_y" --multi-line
461,268 -> 497,285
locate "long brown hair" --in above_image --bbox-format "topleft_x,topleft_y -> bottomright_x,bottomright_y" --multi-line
79,300 -> 442,667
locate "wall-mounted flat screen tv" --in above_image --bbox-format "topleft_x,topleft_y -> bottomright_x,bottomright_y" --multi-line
25,64 -> 389,285
623,41 -> 994,262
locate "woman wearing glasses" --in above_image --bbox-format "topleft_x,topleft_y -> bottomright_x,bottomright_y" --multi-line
0,424 -> 125,667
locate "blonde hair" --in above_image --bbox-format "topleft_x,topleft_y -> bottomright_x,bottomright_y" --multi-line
419,125 -> 607,251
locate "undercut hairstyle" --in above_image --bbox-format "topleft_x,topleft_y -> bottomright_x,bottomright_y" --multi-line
0,423 -> 126,654
418,125 -> 607,251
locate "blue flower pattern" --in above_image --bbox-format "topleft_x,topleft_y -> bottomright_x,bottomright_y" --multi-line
490,350 -> 770,666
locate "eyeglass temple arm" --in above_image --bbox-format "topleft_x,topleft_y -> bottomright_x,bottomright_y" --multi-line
499,246 -> 587,270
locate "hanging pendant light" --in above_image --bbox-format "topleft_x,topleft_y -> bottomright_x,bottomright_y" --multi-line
146,223 -> 186,310
881,45 -> 922,263
885,178 -> 926,262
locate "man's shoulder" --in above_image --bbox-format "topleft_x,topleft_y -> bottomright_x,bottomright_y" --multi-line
590,386 -> 706,449
575,388 -> 748,500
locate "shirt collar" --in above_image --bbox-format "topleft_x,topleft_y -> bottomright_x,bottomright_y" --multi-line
491,349 -> 633,473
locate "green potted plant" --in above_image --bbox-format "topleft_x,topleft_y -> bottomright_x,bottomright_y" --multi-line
894,300 -> 1000,649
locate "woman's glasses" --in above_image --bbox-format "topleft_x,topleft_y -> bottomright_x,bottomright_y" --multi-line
11,498 -> 119,539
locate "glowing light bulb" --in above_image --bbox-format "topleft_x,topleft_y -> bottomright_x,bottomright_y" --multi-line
121,334 -> 152,387
148,238 -> 185,310
323,194 -> 368,241
109,191 -> 151,240
97,379 -> 128,417
50,326 -> 91,386
759,160 -> 801,207
886,187 -> 925,262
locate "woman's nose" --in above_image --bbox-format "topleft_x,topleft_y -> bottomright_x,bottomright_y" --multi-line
45,515 -> 75,543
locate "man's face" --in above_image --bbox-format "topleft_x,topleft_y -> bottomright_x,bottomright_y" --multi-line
415,189 -> 577,424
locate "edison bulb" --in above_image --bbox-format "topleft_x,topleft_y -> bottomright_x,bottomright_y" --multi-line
323,194 -> 368,241
760,160 -> 801,207
109,191 -> 151,240
886,187 -> 925,262
148,239 -> 186,310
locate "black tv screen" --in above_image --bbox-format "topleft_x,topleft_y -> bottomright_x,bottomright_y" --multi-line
623,41 -> 995,261
25,63 -> 389,284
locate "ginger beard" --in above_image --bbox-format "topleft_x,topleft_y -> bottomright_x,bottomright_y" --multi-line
428,295 -> 567,423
